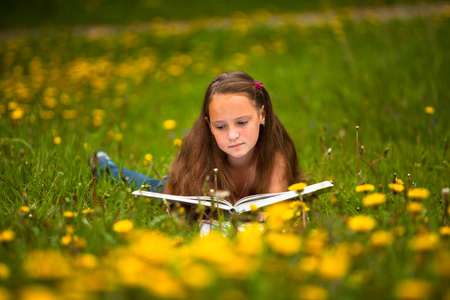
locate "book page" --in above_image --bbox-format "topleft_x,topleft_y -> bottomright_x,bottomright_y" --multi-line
132,190 -> 234,210
299,181 -> 334,197
233,191 -> 299,213
233,181 -> 334,213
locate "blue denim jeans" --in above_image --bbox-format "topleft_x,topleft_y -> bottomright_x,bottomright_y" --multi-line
102,163 -> 168,192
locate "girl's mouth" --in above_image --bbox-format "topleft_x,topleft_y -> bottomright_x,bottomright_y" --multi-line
230,143 -> 244,149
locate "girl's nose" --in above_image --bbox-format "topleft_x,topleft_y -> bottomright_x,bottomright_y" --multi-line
228,128 -> 239,140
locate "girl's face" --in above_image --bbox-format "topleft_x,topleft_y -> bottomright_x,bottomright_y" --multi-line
207,93 -> 265,163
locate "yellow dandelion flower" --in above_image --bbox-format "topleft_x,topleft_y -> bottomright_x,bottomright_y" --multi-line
113,219 -> 133,233
389,183 -> 404,193
298,255 -> 320,274
370,230 -> 394,247
77,253 -> 98,269
0,263 -> 9,279
63,211 -> 78,218
144,153 -> 153,162
65,225 -> 74,234
288,182 -> 307,191
290,201 -> 310,212
394,226 -> 406,237
53,136 -> 61,145
290,201 -> 303,208
61,235 -> 72,245
82,208 -> 95,214
19,285 -> 59,300
362,193 -> 386,207
265,203 -> 295,230
24,250 -> 72,279
395,178 -> 404,185
394,279 -> 432,299
181,263 -> 212,289
0,230 -> 15,242
92,109 -> 105,118
414,162 -> 421,168
73,236 -> 86,249
163,119 -> 176,130
114,133 -> 123,141
8,101 -> 18,110
250,204 -> 259,212
424,106 -> 435,115
407,202 -> 425,214
439,226 -> 450,236
19,206 -> 30,213
304,229 -> 329,255
299,284 -> 328,300
266,232 -> 301,256
355,184 -> 375,193
11,109 -> 24,120
173,236 -> 184,247
173,138 -> 182,147
62,109 -> 77,119
347,215 -> 377,232
93,116 -> 103,127
318,249 -> 351,280
410,232 -> 439,252
407,188 -> 430,200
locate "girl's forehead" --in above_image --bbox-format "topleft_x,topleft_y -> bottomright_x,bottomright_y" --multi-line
209,93 -> 256,109
208,94 -> 259,121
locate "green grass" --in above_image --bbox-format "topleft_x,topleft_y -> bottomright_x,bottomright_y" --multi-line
0,8 -> 450,300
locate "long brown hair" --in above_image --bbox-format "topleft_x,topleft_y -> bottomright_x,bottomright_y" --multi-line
166,71 -> 301,202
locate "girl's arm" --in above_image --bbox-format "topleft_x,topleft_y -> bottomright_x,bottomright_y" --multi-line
266,152 -> 290,193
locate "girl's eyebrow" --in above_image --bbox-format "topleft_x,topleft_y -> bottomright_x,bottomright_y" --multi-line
211,115 -> 252,125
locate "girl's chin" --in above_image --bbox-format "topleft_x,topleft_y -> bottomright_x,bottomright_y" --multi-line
223,148 -> 253,160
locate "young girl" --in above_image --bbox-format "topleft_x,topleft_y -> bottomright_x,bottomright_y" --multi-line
90,71 -> 301,204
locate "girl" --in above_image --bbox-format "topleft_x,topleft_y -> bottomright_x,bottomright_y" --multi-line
90,71 -> 301,204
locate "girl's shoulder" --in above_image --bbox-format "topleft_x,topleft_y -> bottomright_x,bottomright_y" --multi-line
265,151 -> 289,193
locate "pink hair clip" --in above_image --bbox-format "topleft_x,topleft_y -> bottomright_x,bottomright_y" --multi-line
253,80 -> 263,90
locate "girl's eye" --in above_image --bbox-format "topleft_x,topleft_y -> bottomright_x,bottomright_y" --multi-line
237,121 -> 248,126
215,125 -> 226,130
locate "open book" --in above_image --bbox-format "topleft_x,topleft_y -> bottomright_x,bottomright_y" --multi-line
132,181 -> 333,214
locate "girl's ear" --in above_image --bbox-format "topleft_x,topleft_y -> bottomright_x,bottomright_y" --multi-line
205,116 -> 210,127
260,105 -> 266,124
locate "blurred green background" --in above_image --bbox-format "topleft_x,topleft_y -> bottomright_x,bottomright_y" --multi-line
0,0 -> 444,29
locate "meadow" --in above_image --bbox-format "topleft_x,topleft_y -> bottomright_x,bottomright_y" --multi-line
1,3 -> 450,300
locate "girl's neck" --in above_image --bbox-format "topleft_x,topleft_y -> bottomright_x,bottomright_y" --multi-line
227,149 -> 256,171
